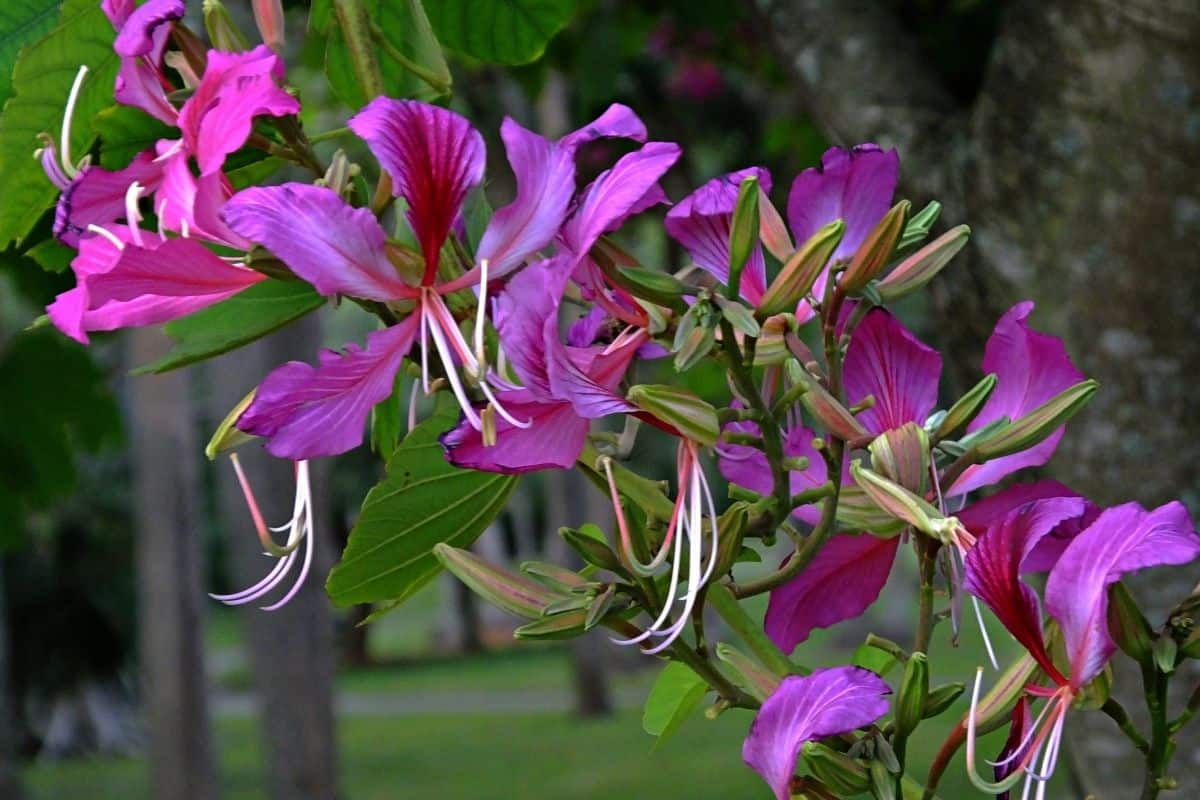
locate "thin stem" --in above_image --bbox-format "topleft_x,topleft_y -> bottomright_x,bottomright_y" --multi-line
914,537 -> 940,654
938,447 -> 979,490
308,126 -> 352,144
1102,698 -> 1150,754
1168,681 -> 1200,734
1139,661 -> 1173,800
708,583 -> 797,678
332,0 -> 393,211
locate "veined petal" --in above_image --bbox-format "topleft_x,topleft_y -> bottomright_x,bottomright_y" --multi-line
493,257 -> 572,396
237,318 -> 420,459
718,424 -> 827,525
349,98 -> 485,281
81,236 -> 265,305
664,167 -> 771,304
177,45 -> 300,176
787,144 -> 899,262
743,667 -> 891,800
1045,501 -> 1200,686
54,150 -> 164,246
843,309 -> 941,435
545,325 -> 638,419
224,183 -> 413,301
957,480 -> 1094,573
765,534 -> 898,653
952,302 -> 1085,495
156,141 -> 248,247
111,0 -> 184,57
964,498 -> 1089,684
558,103 -> 647,150
441,391 -> 588,473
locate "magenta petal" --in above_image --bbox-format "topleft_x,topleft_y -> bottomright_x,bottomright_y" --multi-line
743,667 -> 891,800
349,98 -> 485,279
1045,501 -> 1200,686
665,167 -> 772,304
842,309 -> 941,435
494,257 -> 572,396
545,332 -> 638,419
441,391 -> 589,473
560,141 -> 682,258
475,118 -> 574,275
765,534 -> 898,653
112,0 -> 183,56
177,46 -> 300,176
558,103 -> 648,150
155,144 -> 248,247
951,302 -> 1085,494
81,237 -> 265,306
957,480 -> 1093,573
238,318 -> 419,459
223,183 -> 412,301
787,144 -> 899,261
54,150 -> 164,246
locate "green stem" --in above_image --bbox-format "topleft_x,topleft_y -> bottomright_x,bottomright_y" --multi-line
708,583 -> 798,678
1103,698 -> 1150,754
332,0 -> 392,210
914,538 -> 939,654
368,21 -> 452,95
1139,662 -> 1173,800
308,126 -> 352,144
1168,681 -> 1200,734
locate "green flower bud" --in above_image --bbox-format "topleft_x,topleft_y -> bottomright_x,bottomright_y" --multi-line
727,175 -> 761,300
615,266 -> 690,309
868,758 -> 898,800
933,373 -> 997,442
514,608 -> 592,640
433,544 -> 561,620
710,503 -> 749,580
1107,581 -> 1154,663
751,313 -> 798,366
895,652 -> 930,737
975,379 -> 1098,460
206,388 -> 258,460
868,422 -> 930,493
850,461 -> 943,535
877,224 -> 970,302
627,384 -> 720,447
715,642 -> 781,703
202,0 -> 249,51
896,200 -> 942,252
794,369 -> 870,443
757,186 -> 794,262
836,485 -> 907,536
841,200 -> 910,294
560,524 -> 623,572
803,742 -> 871,796
922,682 -> 966,720
758,220 -> 844,316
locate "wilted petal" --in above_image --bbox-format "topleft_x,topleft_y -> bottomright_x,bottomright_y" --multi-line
787,144 -> 899,262
349,98 -> 485,280
558,103 -> 647,150
957,480 -> 1094,573
719,424 -> 827,525
177,45 -> 300,176
1045,501 -> 1200,686
743,667 -> 891,800
843,309 -> 941,435
964,498 -> 1089,684
765,534 -> 898,653
441,392 -> 589,473
664,167 -> 771,304
54,150 -> 163,246
237,318 -> 420,459
952,302 -> 1085,495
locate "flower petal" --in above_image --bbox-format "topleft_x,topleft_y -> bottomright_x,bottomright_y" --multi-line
743,667 -> 891,800
1045,501 -> 1200,686
349,98 -> 485,280
80,236 -> 265,306
956,480 -> 1094,573
237,318 -> 419,459
765,534 -> 899,653
786,144 -> 899,262
494,257 -> 572,396
558,103 -> 648,150
843,309 -> 941,435
664,167 -> 771,304
718,424 -> 827,525
441,392 -> 588,473
111,0 -> 183,56
54,150 -> 164,246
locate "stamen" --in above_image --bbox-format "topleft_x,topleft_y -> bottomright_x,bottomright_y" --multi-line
478,379 -> 531,429
124,182 -> 145,248
407,374 -> 420,433
157,199 -> 168,239
35,138 -> 71,190
425,298 -> 483,430
474,259 -> 489,372
419,302 -> 431,394
86,225 -> 125,250
60,65 -> 90,179
973,595 -> 1000,669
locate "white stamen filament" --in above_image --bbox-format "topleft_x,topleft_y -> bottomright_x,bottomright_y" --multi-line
407,374 -> 420,434
86,224 -> 124,250
124,182 -> 145,247
424,298 -> 483,431
156,199 -> 168,239
474,259 -> 489,372
60,65 -> 89,179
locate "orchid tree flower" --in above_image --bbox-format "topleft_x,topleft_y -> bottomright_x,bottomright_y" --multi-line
742,666 -> 891,800
224,100 -> 666,460
962,498 -> 1200,798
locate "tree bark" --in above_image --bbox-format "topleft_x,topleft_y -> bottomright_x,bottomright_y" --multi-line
760,0 -> 1200,795
127,329 -> 218,800
209,319 -> 340,800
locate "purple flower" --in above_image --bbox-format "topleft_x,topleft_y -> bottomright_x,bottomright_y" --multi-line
103,0 -> 185,124
743,667 -> 891,800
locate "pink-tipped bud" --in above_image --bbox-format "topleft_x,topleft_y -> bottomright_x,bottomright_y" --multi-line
850,460 -> 943,535
841,200 -> 910,294
253,0 -> 286,53
868,422 -> 930,493
433,543 -> 561,620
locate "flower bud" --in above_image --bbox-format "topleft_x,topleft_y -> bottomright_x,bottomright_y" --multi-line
585,584 -> 617,630
627,384 -> 720,447
896,200 -> 942,252
757,186 -> 793,262
975,379 -> 1098,460
895,652 -> 929,737
1107,581 -> 1154,663
877,224 -> 970,302
202,0 -> 249,51
714,295 -> 761,337
715,642 -> 781,702
922,682 -> 965,720
794,368 -> 870,443
868,758 -> 898,800
727,175 -> 760,300
803,742 -> 871,796
850,461 -> 943,535
835,485 -> 907,536
758,220 -> 844,316
933,373 -> 997,442
1154,636 -> 1178,675
433,544 -> 561,620
751,313 -> 797,366
560,524 -> 623,572
868,422 -> 930,493
253,0 -> 285,53
520,560 -> 591,592
710,502 -> 749,579
206,389 -> 258,459
514,608 -> 591,640
841,200 -> 910,294
616,265 -> 689,309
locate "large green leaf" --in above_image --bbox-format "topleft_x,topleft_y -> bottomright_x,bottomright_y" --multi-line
642,661 -> 709,747
0,0 -> 61,107
132,280 -> 326,374
425,0 -> 574,65
0,0 -> 119,248
326,411 -> 518,607
93,104 -> 172,168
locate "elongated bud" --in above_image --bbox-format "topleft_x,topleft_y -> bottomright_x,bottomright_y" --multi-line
975,379 -> 1098,459
561,524 -> 623,572
934,373 -> 997,441
727,175 -> 760,300
868,422 -> 930,492
758,220 -> 844,316
710,502 -> 749,579
206,389 -> 258,459
896,200 -> 942,252
792,365 -> 870,443
1108,581 -> 1154,663
923,682 -> 965,719
803,743 -> 871,796
895,652 -> 929,737
835,485 -> 907,536
615,265 -> 689,309
877,224 -> 970,302
514,608 -> 592,640
752,313 -> 796,366
841,200 -> 910,294
715,642 -> 781,702
627,384 -> 720,447
758,186 -> 793,262
714,295 -> 761,337
520,560 -> 591,592
202,0 -> 249,51
1154,636 -> 1178,675
585,584 -> 617,630
868,758 -> 897,800
850,461 -> 942,535
253,0 -> 285,52
433,544 -> 560,619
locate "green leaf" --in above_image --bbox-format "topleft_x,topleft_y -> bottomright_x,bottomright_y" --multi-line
326,411 -> 519,607
24,236 -> 73,272
0,0 -> 119,247
0,0 -> 61,107
851,642 -> 899,676
132,280 -> 326,374
425,0 -> 574,65
369,370 -> 405,455
642,662 -> 709,746
93,105 -> 173,169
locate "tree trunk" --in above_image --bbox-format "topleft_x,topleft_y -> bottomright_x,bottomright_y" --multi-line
760,1 -> 1200,795
209,319 -> 340,800
127,329 -> 218,800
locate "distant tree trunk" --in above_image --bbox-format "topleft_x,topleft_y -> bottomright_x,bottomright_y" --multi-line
127,329 -> 217,800
209,319 -> 340,800
760,1 -> 1200,794
0,560 -> 23,800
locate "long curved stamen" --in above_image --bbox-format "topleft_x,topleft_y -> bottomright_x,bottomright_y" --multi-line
474,259 -> 489,371
604,453 -> 683,575
424,296 -> 483,430
478,379 -> 532,428
86,224 -> 125,249
157,199 -> 169,239
407,374 -> 420,433
60,65 -> 90,179
643,452 -> 707,655
124,182 -> 146,248
967,668 -> 1034,795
